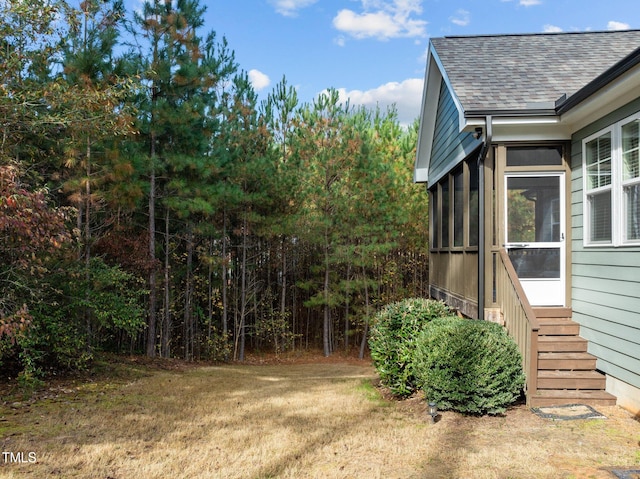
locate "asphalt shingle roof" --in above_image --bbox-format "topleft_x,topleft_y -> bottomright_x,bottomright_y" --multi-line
431,30 -> 640,113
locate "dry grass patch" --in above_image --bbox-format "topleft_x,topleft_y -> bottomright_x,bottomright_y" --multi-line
1,357 -> 639,478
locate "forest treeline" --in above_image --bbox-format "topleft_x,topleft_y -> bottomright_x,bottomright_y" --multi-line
0,0 -> 428,379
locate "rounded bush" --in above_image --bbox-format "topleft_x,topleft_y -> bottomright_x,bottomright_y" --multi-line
413,317 -> 525,415
368,298 -> 452,397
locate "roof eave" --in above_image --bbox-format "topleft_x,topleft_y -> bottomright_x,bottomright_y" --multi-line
465,108 -> 557,119
463,111 -> 570,142
414,44 -> 438,183
415,42 -> 468,183
463,111 -> 561,131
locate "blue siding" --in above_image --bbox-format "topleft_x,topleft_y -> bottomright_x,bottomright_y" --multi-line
428,79 -> 481,185
571,97 -> 640,391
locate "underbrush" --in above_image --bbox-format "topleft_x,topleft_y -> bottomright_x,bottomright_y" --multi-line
0,353 -> 170,404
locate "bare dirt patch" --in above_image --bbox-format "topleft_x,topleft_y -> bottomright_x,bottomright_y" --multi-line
1,353 -> 639,478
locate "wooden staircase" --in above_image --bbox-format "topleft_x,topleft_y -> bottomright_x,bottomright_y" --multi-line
529,308 -> 616,407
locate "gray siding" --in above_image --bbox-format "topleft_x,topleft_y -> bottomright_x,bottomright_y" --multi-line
571,97 -> 640,390
428,79 -> 481,185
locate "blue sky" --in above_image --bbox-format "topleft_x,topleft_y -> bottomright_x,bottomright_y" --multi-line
131,1 -> 640,125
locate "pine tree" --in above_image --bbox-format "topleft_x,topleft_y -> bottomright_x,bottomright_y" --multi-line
134,0 -> 238,357
263,76 -> 301,346
59,0 -> 133,348
214,72 -> 272,360
292,89 -> 361,356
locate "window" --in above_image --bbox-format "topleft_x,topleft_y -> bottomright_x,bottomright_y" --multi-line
453,168 -> 464,247
583,112 -> 640,246
585,131 -> 612,243
431,189 -> 439,248
622,119 -> 640,241
441,177 -> 450,247
507,146 -> 563,167
469,163 -> 479,246
429,158 -> 480,251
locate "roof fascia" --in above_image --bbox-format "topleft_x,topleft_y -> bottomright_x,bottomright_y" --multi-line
415,44 -> 440,182
414,42 -> 468,183
430,44 -> 468,133
465,109 -> 557,118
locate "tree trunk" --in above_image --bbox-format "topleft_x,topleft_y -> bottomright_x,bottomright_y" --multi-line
206,238 -> 213,354
162,206 -> 171,358
84,136 -> 92,350
146,132 -> 157,358
278,237 -> 287,353
184,224 -> 194,360
238,213 -> 248,361
323,228 -> 331,357
359,264 -> 370,360
344,262 -> 351,352
222,209 -> 229,359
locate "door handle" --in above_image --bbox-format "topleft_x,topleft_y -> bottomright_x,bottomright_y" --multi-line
504,243 -> 529,249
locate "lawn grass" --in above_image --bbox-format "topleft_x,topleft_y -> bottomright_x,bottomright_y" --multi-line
0,355 -> 639,478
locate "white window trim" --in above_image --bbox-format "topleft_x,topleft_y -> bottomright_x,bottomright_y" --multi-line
583,111 -> 640,247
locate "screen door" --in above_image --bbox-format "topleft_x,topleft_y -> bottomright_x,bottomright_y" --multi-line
504,173 -> 565,306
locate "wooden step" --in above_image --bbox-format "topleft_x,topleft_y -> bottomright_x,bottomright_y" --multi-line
537,370 -> 606,390
528,308 -> 617,409
529,389 -> 617,407
533,307 -> 573,318
538,352 -> 597,370
538,319 -> 580,336
538,336 -> 588,352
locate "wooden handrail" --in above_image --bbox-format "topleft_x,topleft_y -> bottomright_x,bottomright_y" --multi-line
497,248 -> 540,404
498,249 -> 539,331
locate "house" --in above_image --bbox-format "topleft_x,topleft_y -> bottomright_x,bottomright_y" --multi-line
414,30 -> 640,412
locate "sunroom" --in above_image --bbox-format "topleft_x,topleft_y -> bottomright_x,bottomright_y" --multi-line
415,30 -> 640,408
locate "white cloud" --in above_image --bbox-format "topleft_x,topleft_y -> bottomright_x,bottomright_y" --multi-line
248,69 -> 271,92
329,78 -> 424,126
333,9 -> 403,39
268,0 -> 318,17
332,0 -> 427,41
450,9 -> 470,27
607,20 -> 630,31
543,24 -> 563,33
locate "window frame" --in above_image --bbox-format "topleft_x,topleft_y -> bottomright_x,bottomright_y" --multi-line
583,126 -> 614,245
430,187 -> 439,249
582,111 -> 640,247
429,158 -> 480,253
441,175 -> 450,248
621,117 -> 640,243
452,165 -> 465,248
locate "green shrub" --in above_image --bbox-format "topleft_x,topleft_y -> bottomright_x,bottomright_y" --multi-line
413,317 -> 525,415
18,307 -> 92,375
368,298 -> 452,397
5,257 -> 147,380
